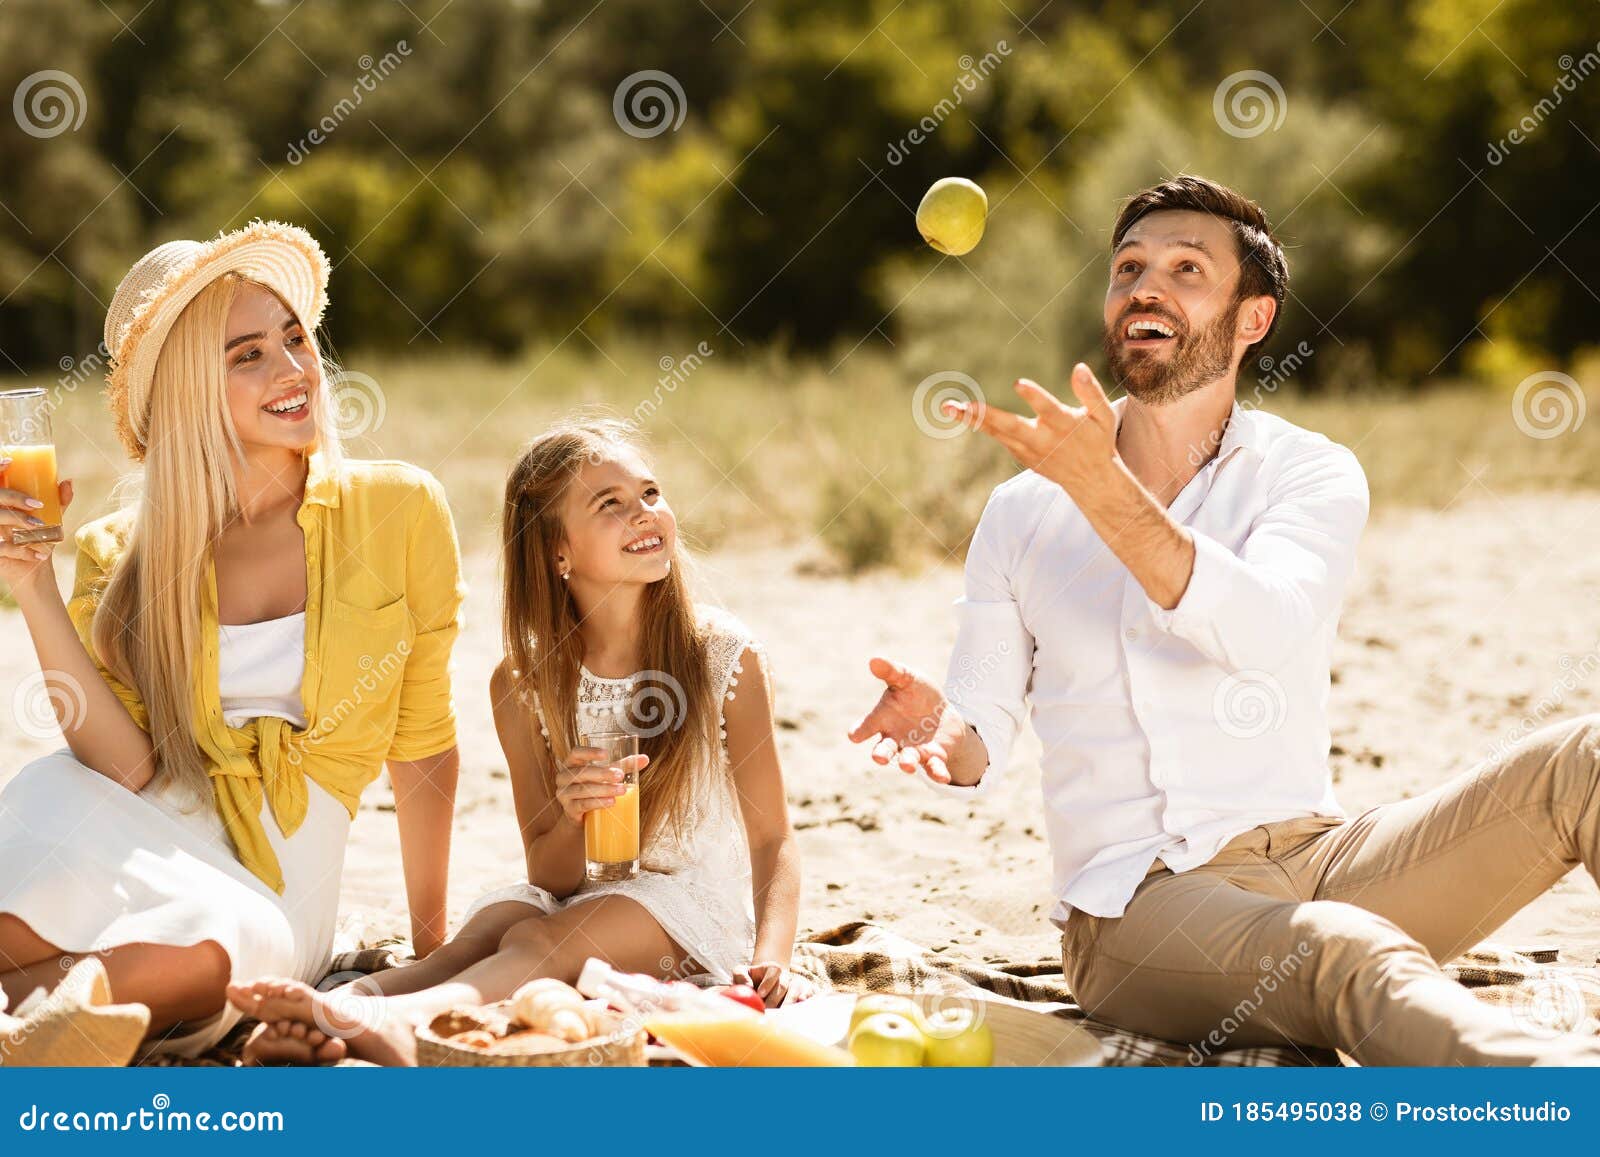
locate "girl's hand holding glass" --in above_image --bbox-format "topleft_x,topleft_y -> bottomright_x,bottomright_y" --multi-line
555,746 -> 648,827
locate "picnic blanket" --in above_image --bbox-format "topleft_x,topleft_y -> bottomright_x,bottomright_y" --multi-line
789,922 -> 1600,1066
789,921 -> 1335,1066
142,924 -> 1600,1067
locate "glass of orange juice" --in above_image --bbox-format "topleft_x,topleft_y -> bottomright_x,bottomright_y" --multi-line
579,729 -> 640,882
0,388 -> 63,545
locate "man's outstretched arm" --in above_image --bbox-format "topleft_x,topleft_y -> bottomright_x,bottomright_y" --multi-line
848,486 -> 1034,792
955,365 -> 1368,674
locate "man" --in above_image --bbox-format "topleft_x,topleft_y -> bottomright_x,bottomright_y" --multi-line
849,174 -> 1600,1065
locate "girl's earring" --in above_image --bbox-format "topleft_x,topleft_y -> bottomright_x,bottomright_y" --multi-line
560,569 -> 570,582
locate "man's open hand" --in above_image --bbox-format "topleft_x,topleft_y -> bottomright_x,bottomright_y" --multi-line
847,657 -> 968,784
946,363 -> 1119,500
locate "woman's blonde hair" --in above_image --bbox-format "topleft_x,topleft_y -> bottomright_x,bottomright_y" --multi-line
92,273 -> 343,803
501,416 -> 718,845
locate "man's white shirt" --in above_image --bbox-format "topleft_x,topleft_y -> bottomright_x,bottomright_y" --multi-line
931,396 -> 1370,924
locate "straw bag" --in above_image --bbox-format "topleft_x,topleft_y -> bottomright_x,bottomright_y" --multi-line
0,957 -> 151,1067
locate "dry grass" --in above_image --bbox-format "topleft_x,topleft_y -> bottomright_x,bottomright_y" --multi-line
5,347 -> 1599,582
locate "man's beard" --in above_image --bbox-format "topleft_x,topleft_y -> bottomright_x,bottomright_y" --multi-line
1101,302 -> 1239,405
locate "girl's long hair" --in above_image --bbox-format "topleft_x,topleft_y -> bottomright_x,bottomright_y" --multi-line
501,417 -> 718,845
92,273 -> 343,804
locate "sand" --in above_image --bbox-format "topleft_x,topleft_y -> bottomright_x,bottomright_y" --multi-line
5,492 -> 1599,970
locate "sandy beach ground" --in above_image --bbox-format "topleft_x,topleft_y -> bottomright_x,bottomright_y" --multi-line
4,492 -> 1600,971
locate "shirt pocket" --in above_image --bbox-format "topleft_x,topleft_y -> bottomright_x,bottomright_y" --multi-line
313,596 -> 415,741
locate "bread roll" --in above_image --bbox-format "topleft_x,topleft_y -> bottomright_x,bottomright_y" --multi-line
510,981 -> 585,1032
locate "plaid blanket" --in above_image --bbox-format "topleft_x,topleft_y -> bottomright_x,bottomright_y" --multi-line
789,921 -> 1330,1066
1441,942 -> 1600,1033
144,926 -> 1600,1067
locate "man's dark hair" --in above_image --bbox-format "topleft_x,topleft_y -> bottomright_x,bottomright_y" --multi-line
1110,175 -> 1289,360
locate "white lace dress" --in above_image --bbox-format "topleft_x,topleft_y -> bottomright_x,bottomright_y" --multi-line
0,611 -> 350,1056
463,609 -> 760,983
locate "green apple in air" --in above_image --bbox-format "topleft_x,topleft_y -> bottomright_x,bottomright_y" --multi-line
916,177 -> 988,256
921,1006 -> 995,1067
848,1012 -> 928,1066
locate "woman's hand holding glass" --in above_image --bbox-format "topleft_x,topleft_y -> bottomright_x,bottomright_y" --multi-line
0,468 -> 72,594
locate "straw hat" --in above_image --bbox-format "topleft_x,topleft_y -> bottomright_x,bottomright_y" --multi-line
103,219 -> 330,462
0,957 -> 151,1067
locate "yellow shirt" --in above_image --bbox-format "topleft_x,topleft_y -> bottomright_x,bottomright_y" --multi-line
66,452 -> 466,894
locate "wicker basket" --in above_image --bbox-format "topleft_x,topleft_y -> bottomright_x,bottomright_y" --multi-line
414,1008 -> 647,1068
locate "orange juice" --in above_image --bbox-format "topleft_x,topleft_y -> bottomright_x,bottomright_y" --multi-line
1,443 -> 62,529
644,1012 -> 855,1067
585,781 -> 639,864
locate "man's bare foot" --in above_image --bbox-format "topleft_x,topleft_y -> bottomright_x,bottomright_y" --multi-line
227,978 -> 416,1067
241,1018 -> 348,1065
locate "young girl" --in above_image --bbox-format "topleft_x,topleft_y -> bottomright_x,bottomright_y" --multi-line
232,416 -> 803,1065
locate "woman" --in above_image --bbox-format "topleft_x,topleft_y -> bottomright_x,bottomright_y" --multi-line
0,221 -> 464,1059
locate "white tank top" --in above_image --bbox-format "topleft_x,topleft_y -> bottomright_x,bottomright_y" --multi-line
216,612 -> 308,729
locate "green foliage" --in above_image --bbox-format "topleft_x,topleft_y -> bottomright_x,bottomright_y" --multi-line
0,0 -> 1596,386
888,89 -> 1399,393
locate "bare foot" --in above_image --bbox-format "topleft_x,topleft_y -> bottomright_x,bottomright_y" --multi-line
227,977 -> 416,1067
242,1018 -> 348,1066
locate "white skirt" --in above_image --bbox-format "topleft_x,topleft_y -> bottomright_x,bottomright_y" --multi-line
464,866 -> 756,985
0,749 -> 351,1056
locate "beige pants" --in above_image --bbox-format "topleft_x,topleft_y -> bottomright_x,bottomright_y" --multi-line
1062,715 -> 1600,1065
